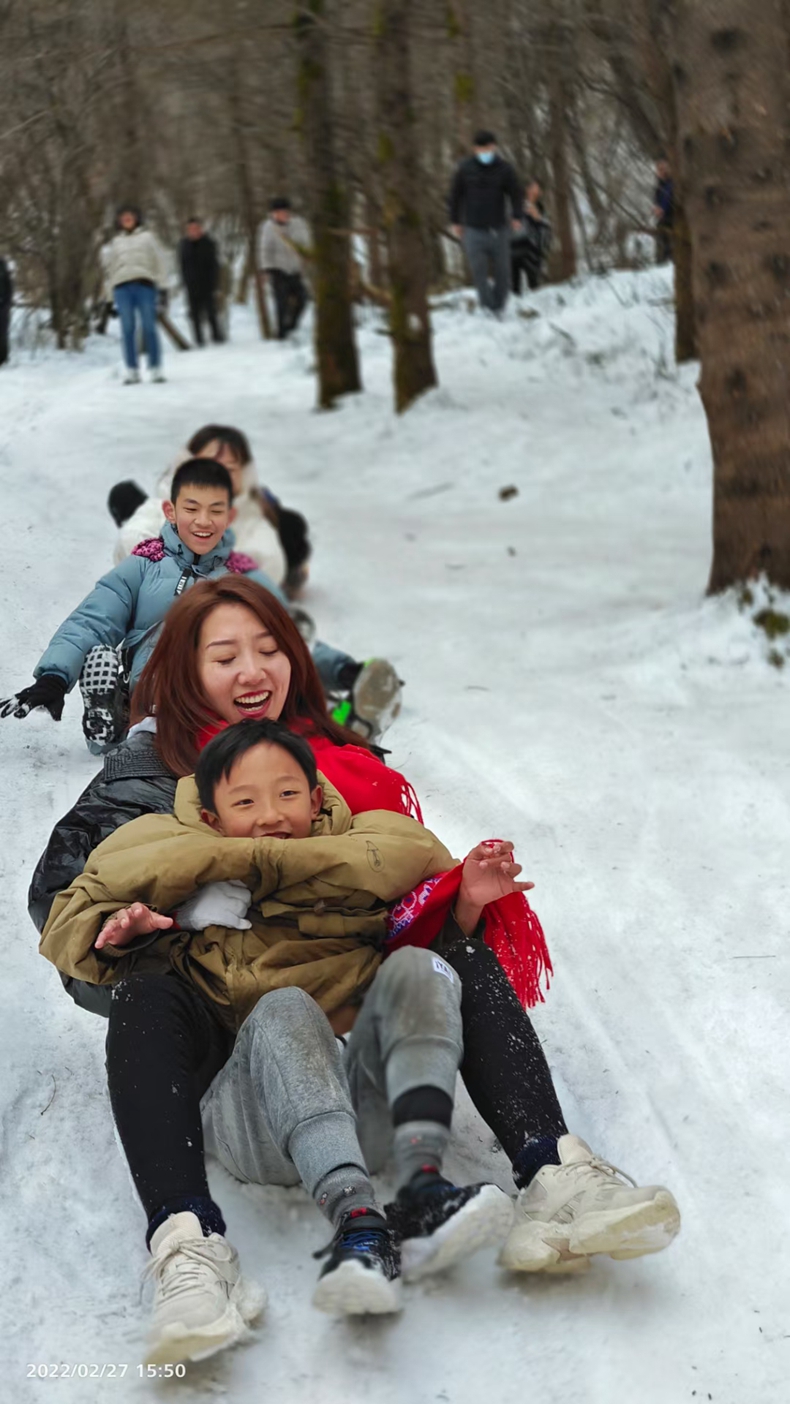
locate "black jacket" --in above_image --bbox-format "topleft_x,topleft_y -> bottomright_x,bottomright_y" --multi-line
178,234 -> 220,293
0,259 -> 12,311
29,730 -> 178,1016
449,155 -> 523,230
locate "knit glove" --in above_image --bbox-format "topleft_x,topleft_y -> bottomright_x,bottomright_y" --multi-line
0,675 -> 67,720
175,880 -> 252,932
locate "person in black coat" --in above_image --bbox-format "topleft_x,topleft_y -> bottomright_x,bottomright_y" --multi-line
449,130 -> 523,313
511,181 -> 552,293
178,218 -> 223,345
0,257 -> 12,366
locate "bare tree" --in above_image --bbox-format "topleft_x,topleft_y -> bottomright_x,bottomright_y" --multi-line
660,1 -> 790,589
375,0 -> 438,412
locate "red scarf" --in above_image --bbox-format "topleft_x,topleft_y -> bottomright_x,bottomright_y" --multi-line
386,865 -> 552,1009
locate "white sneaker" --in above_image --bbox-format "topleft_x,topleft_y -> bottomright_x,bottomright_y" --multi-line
150,368 -> 166,383
123,369 -> 140,385
499,1134 -> 681,1274
145,1212 -> 265,1366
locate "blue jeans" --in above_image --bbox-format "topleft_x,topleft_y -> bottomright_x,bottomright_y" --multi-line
113,281 -> 161,370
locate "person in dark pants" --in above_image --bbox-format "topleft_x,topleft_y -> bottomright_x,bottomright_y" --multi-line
179,218 -> 223,346
0,257 -> 12,366
449,130 -> 523,313
653,157 -> 675,265
511,181 -> 552,294
257,199 -> 310,340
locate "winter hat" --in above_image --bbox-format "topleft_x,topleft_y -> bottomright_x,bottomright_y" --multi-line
269,197 -> 292,212
473,130 -> 497,148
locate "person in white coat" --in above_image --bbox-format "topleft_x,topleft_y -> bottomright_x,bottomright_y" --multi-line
109,425 -> 287,586
102,206 -> 167,384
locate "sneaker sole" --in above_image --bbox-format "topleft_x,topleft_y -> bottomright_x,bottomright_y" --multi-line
145,1279 -> 266,1366
402,1185 -> 515,1283
351,660 -> 402,738
499,1192 -> 681,1274
312,1260 -> 403,1316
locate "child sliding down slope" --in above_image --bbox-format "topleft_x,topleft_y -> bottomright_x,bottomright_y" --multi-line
41,720 -> 521,1364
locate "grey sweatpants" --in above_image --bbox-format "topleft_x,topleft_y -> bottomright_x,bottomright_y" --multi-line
200,947 -> 463,1198
463,226 -> 511,312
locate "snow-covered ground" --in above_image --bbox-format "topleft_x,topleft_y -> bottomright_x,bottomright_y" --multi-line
2,270 -> 788,1403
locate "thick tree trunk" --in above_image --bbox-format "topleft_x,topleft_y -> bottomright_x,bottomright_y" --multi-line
295,2 -> 361,409
665,2 -> 790,590
227,58 -> 272,340
446,0 -> 480,157
375,0 -> 438,413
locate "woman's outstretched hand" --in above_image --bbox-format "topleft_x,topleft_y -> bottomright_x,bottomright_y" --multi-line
95,903 -> 174,951
454,840 -> 534,937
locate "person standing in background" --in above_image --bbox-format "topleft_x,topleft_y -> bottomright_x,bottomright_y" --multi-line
449,131 -> 523,314
511,181 -> 552,294
179,218 -> 223,346
653,157 -> 675,265
102,206 -> 167,384
257,199 -> 310,340
0,256 -> 12,366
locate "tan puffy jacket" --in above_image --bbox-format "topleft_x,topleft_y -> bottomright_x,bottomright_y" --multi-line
102,228 -> 167,296
41,776 -> 454,1032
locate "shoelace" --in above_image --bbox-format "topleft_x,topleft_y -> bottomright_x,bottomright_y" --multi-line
558,1154 -> 637,1190
143,1237 -> 228,1303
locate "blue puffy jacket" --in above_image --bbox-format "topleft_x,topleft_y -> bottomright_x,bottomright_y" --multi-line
34,522 -> 286,692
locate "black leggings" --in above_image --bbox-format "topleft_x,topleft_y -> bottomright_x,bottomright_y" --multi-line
106,974 -> 232,1219
436,934 -> 567,1159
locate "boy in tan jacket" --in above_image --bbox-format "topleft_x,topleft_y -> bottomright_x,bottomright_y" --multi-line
41,721 -> 522,1365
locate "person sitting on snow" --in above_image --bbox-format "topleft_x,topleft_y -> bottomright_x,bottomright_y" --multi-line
105,423 -> 400,738
40,719 -> 518,1362
0,460 -> 371,753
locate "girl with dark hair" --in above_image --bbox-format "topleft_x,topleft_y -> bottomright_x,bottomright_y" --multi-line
30,576 -> 681,1328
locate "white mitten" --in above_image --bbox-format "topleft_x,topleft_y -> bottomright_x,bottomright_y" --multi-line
176,879 -> 252,931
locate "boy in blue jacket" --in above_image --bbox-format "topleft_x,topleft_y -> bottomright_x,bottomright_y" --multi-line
1,459 -> 344,754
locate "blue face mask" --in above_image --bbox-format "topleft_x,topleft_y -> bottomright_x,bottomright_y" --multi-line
476,150 -> 495,164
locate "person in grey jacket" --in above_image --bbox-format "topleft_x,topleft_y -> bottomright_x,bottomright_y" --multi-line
449,131 -> 523,314
102,206 -> 167,383
257,198 -> 310,339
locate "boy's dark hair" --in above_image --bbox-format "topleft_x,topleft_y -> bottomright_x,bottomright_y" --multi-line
473,129 -> 497,147
270,197 -> 292,212
170,458 -> 233,504
196,720 -> 319,812
187,424 -> 252,468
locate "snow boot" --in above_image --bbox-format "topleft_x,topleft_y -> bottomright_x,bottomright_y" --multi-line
499,1134 -> 681,1274
312,1208 -> 402,1316
385,1168 -> 514,1282
145,1212 -> 265,1366
123,368 -> 140,385
78,645 -> 128,755
331,659 -> 403,742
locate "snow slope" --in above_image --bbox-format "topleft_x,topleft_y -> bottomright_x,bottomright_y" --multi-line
1,269 -> 788,1403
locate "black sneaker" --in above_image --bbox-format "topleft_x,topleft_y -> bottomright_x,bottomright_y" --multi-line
79,645 -> 129,755
311,1208 -> 402,1316
385,1168 -> 515,1282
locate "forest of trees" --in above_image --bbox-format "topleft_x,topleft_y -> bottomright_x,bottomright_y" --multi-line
2,1 -> 789,590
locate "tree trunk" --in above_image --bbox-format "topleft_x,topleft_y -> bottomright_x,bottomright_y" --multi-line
295,1 -> 361,409
375,0 -> 438,413
672,193 -> 697,363
665,1 -> 790,590
227,39 -> 272,340
545,27 -> 577,281
446,0 -> 479,157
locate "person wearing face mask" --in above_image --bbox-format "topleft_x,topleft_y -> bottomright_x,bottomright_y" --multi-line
449,131 -> 523,314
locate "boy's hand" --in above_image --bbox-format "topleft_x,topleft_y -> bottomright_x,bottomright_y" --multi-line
95,903 -> 174,951
0,675 -> 67,720
454,841 -> 534,937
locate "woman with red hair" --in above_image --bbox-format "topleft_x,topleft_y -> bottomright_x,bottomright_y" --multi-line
30,577 -> 680,1286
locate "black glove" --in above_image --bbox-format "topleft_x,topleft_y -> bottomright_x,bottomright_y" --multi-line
107,301 -> 119,319
157,288 -> 169,312
0,675 -> 68,720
